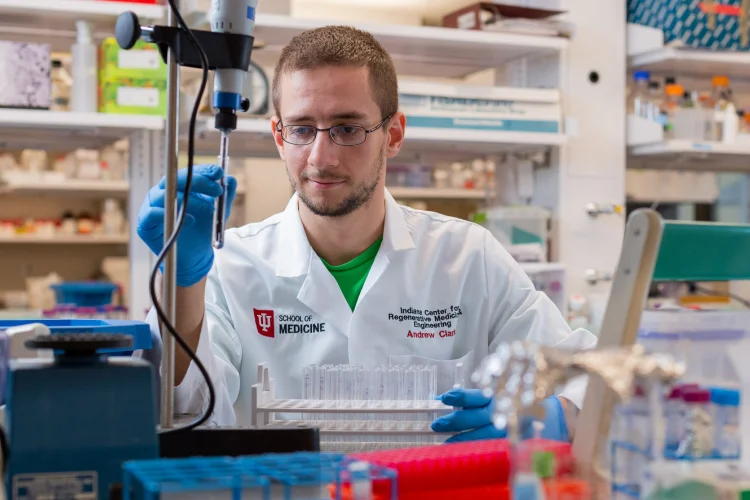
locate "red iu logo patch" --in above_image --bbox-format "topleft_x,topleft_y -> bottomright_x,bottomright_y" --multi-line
254,309 -> 275,338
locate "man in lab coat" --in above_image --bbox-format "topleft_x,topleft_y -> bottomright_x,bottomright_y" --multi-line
138,25 -> 598,440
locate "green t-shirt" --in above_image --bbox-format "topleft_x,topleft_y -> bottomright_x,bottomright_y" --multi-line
320,236 -> 383,311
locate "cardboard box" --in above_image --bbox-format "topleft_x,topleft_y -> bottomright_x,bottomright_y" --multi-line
0,41 -> 50,109
628,0 -> 750,51
99,79 -> 166,116
99,37 -> 167,82
442,2 -> 564,31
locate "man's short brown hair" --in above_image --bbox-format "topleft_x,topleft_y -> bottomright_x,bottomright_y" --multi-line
272,25 -> 399,120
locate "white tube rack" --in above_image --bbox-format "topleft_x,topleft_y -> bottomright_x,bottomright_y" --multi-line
250,363 -> 456,447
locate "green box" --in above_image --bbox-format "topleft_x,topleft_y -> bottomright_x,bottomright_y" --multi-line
99,37 -> 167,82
98,78 -> 167,116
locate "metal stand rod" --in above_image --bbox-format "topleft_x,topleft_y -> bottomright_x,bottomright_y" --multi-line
159,0 -> 181,430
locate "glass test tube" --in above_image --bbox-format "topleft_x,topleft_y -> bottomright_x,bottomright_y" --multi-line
302,365 -> 313,421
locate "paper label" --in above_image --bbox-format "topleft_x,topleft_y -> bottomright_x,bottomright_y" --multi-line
13,471 -> 97,499
117,87 -> 160,108
117,49 -> 160,70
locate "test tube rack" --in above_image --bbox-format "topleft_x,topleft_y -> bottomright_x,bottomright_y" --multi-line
250,363 -> 456,451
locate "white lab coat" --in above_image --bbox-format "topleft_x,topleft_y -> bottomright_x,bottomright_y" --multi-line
145,190 -> 597,426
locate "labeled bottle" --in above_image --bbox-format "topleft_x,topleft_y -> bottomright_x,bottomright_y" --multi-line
71,20 -> 98,113
50,59 -> 72,112
663,84 -> 685,138
627,71 -> 652,119
711,75 -> 733,141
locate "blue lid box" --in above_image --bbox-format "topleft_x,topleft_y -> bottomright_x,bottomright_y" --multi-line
0,319 -> 152,353
51,281 -> 119,307
629,0 -> 750,51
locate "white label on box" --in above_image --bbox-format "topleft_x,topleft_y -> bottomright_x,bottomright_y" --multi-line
13,471 -> 97,499
457,11 -> 477,30
117,87 -> 159,108
117,49 -> 160,70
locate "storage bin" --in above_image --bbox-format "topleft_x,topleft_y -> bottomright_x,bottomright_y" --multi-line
50,282 -> 118,307
480,205 -> 550,262
637,309 -> 750,387
628,0 -> 750,51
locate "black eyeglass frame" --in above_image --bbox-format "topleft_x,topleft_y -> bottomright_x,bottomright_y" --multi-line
275,113 -> 394,146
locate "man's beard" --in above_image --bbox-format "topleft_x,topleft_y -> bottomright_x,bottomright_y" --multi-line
290,149 -> 384,218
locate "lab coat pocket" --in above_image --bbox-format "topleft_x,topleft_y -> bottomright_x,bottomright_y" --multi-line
388,350 -> 475,396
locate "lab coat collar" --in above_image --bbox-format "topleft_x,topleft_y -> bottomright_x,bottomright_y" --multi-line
274,188 -> 415,278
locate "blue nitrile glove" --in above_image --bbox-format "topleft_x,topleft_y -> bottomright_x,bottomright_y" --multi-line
137,164 -> 237,288
431,388 -> 569,443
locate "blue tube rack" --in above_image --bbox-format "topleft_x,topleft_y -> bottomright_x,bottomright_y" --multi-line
123,452 -> 398,500
0,319 -> 152,353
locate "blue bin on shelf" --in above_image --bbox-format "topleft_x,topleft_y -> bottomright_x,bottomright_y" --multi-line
0,319 -> 152,354
51,281 -> 118,307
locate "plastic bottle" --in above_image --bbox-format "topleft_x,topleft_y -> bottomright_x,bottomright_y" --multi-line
71,20 -> 98,113
648,80 -> 663,123
710,387 -> 740,459
663,84 -> 685,138
664,386 -> 685,453
711,75 -> 733,141
627,71 -> 652,119
723,101 -> 739,144
677,389 -> 713,459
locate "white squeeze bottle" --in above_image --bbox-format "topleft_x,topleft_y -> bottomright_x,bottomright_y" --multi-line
71,20 -> 98,113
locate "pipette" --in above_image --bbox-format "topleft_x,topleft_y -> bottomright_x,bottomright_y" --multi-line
213,130 -> 230,249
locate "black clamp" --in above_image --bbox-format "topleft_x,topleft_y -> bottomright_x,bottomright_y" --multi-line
115,11 -> 255,73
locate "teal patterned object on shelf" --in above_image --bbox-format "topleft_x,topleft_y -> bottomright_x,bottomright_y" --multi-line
628,0 -> 750,51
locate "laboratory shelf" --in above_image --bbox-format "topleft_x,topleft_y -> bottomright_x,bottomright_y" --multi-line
0,0 -> 163,20
0,178 -> 130,198
192,117 -> 566,161
388,187 -> 489,200
0,234 -> 129,244
628,140 -> 750,172
0,0 -> 165,52
0,110 -> 164,151
188,12 -> 568,79
0,178 -> 246,197
629,47 -> 750,81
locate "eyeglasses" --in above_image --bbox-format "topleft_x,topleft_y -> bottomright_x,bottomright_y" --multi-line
276,114 -> 393,146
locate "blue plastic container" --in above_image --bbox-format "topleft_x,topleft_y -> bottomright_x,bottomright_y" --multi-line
710,387 -> 741,459
51,281 -> 118,307
122,452 -> 398,500
0,319 -> 152,353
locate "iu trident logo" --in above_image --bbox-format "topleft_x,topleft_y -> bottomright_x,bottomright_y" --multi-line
253,309 -> 275,338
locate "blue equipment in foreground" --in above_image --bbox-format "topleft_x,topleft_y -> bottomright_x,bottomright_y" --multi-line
0,319 -> 152,354
5,332 -> 159,500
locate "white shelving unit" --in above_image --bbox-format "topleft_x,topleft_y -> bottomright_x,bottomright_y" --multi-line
0,234 -> 129,244
0,2 -> 166,316
189,12 -> 568,79
629,140 -> 750,172
387,187 -> 489,201
0,0 -> 165,52
0,110 -> 163,150
192,116 -> 566,161
0,179 -> 130,197
630,47 -> 750,81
